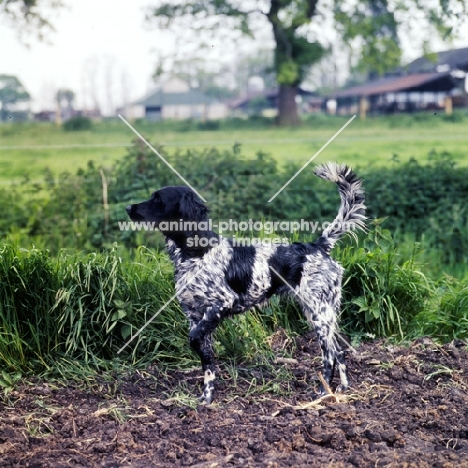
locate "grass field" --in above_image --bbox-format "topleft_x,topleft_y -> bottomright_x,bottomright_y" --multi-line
1,113 -> 467,183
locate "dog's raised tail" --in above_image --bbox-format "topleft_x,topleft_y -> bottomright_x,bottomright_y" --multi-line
314,162 -> 366,252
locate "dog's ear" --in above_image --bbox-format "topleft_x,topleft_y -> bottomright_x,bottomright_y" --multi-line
179,191 -> 209,222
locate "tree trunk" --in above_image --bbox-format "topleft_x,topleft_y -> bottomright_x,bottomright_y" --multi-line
277,85 -> 300,126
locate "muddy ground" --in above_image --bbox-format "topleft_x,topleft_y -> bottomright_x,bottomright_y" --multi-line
1,334 -> 467,467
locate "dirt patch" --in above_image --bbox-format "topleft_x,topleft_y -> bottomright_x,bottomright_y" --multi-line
1,335 -> 467,467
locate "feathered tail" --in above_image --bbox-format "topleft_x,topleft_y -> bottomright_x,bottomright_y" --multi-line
313,162 -> 366,252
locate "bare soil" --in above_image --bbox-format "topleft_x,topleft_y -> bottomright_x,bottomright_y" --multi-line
1,334 -> 467,467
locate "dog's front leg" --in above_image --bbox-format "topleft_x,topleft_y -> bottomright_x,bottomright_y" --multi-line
189,306 -> 222,404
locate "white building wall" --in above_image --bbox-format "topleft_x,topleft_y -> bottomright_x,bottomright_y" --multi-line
161,103 -> 229,120
206,103 -> 229,119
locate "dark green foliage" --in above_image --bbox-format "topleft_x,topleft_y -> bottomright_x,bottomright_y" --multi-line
442,111 -> 466,123
196,119 -> 220,131
335,0 -> 401,78
0,187 -> 29,236
363,153 -> 468,264
339,223 -> 432,339
414,276 -> 468,341
132,115 -> 277,132
3,141 -> 468,270
25,161 -> 106,251
62,116 -> 93,131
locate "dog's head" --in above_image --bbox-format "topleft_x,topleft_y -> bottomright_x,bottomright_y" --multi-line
126,186 -> 209,235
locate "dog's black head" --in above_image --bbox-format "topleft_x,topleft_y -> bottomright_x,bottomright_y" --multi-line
127,186 -> 208,225
126,186 -> 213,251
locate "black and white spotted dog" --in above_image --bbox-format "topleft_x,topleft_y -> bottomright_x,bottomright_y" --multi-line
126,162 -> 365,403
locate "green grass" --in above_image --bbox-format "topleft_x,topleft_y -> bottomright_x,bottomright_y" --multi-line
0,242 -> 308,376
1,226 -> 466,381
1,112 -> 467,183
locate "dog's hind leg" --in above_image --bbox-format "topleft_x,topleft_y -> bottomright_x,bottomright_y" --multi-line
188,306 -> 223,404
300,298 -> 348,395
314,302 -> 348,394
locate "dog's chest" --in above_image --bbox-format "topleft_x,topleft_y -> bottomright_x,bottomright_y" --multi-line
168,240 -> 276,311
170,239 -> 238,309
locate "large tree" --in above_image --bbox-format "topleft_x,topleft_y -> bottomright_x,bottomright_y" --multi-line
148,0 -> 466,126
148,1 -> 324,125
336,0 -> 400,80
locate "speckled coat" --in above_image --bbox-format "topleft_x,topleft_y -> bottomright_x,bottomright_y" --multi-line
126,162 -> 366,403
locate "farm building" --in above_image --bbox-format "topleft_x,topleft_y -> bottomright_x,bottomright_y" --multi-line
34,108 -> 102,123
331,47 -> 468,117
135,78 -> 228,121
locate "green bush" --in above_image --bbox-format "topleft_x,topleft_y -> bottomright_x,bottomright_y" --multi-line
197,119 -> 220,131
362,153 -> 468,265
338,223 -> 434,340
62,116 -> 93,131
442,110 -> 466,123
414,275 -> 468,340
2,140 -> 468,274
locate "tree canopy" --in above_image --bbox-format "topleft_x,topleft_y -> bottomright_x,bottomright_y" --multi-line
0,74 -> 31,121
1,0 -> 62,41
148,0 -> 467,125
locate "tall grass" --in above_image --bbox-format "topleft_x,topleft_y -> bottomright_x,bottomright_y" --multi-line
414,275 -> 468,341
0,244 -> 305,376
0,245 -> 183,373
338,223 -> 434,340
0,246 -> 58,370
1,228 -> 466,380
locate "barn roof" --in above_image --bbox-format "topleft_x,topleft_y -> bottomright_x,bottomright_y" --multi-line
136,88 -> 217,107
403,47 -> 468,74
228,89 -> 277,110
333,72 -> 454,99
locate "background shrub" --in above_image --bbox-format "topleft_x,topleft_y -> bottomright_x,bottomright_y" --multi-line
62,116 -> 93,131
338,223 -> 433,340
2,140 -> 468,274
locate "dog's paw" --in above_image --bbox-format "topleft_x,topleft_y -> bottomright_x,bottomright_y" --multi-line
198,391 -> 214,405
335,384 -> 348,394
199,377 -> 215,404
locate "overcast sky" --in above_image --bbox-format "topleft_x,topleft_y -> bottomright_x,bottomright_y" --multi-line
1,0 -> 467,114
0,0 -> 167,112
